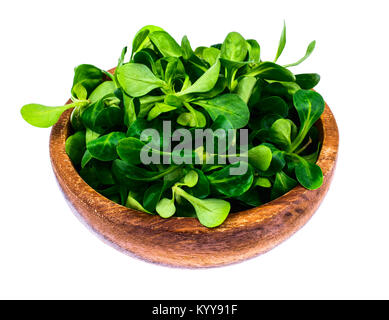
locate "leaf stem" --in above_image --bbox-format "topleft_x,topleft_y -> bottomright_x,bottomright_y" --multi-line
295,137 -> 312,155
183,102 -> 199,126
288,125 -> 309,153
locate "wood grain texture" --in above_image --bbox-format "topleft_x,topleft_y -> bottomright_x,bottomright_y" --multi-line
49,74 -> 339,268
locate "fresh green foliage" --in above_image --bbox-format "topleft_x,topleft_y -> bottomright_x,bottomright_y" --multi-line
87,132 -> 126,161
271,171 -> 298,200
72,64 -> 105,97
207,162 -> 254,197
117,63 -> 167,97
284,41 -> 316,68
195,94 -> 250,129
156,197 -> 176,218
81,94 -> 122,134
295,73 -> 321,89
21,103 -> 83,128
65,131 -> 86,165
21,23 -> 325,228
89,81 -> 116,103
178,59 -> 221,95
274,21 -> 286,63
289,89 -> 325,152
149,31 -> 183,57
247,145 -> 273,171
269,119 -> 294,149
293,155 -> 323,190
173,185 -> 230,228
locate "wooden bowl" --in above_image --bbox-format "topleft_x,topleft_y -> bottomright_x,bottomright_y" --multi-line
50,88 -> 339,268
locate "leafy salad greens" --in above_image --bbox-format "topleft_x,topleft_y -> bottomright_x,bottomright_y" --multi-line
21,24 -> 325,228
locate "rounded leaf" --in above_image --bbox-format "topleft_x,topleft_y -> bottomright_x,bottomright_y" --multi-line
87,132 -> 126,161
248,145 -> 272,171
295,159 -> 323,190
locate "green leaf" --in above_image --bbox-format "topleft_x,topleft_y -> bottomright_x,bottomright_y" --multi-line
117,137 -> 145,164
156,197 -> 176,218
254,177 -> 271,188
255,96 -> 288,117
194,76 -> 227,99
247,145 -> 272,171
236,187 -> 262,207
294,156 -> 323,190
21,104 -> 69,128
123,94 -> 139,127
163,95 -> 181,108
246,62 -> 295,82
116,63 -> 167,97
148,103 -> 176,121
235,76 -> 257,104
126,118 -> 149,138
80,160 -> 115,188
246,39 -> 261,63
65,131 -> 86,165
181,35 -> 194,60
219,58 -> 248,90
118,136 -> 196,167
211,115 -> 235,154
193,198 -> 230,228
247,78 -> 266,107
258,143 -> 287,177
177,106 -> 207,128
81,95 -> 122,133
81,150 -> 93,168
221,32 -> 248,62
89,81 -> 116,103
164,58 -> 179,84
21,103 -> 77,128
195,94 -> 250,129
87,132 -> 126,161
302,142 -> 321,164
295,73 -> 320,90
133,48 -> 159,73
70,106 -> 85,131
163,167 -> 187,188
278,81 -> 301,95
173,186 -> 230,228
131,29 -> 150,56
284,40 -> 316,68
131,25 -> 164,55
149,31 -> 183,57
72,64 -> 104,97
116,46 -> 128,72
274,21 -> 286,62
289,90 -> 325,152
143,181 -> 165,212
72,82 -> 88,100
181,170 -> 199,188
269,119 -> 294,149
271,171 -> 297,200
201,47 -> 221,66
176,112 -> 195,127
178,59 -> 221,96
126,191 -> 152,214
112,159 -> 179,182
188,169 -> 210,199
294,89 -> 324,126
207,162 -> 254,197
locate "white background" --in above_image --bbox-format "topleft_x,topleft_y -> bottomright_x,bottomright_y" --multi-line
1,0 -> 388,299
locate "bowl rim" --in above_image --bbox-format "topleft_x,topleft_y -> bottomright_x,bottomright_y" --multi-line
50,74 -> 339,235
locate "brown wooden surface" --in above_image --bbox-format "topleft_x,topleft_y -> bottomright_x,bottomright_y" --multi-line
49,86 -> 339,268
